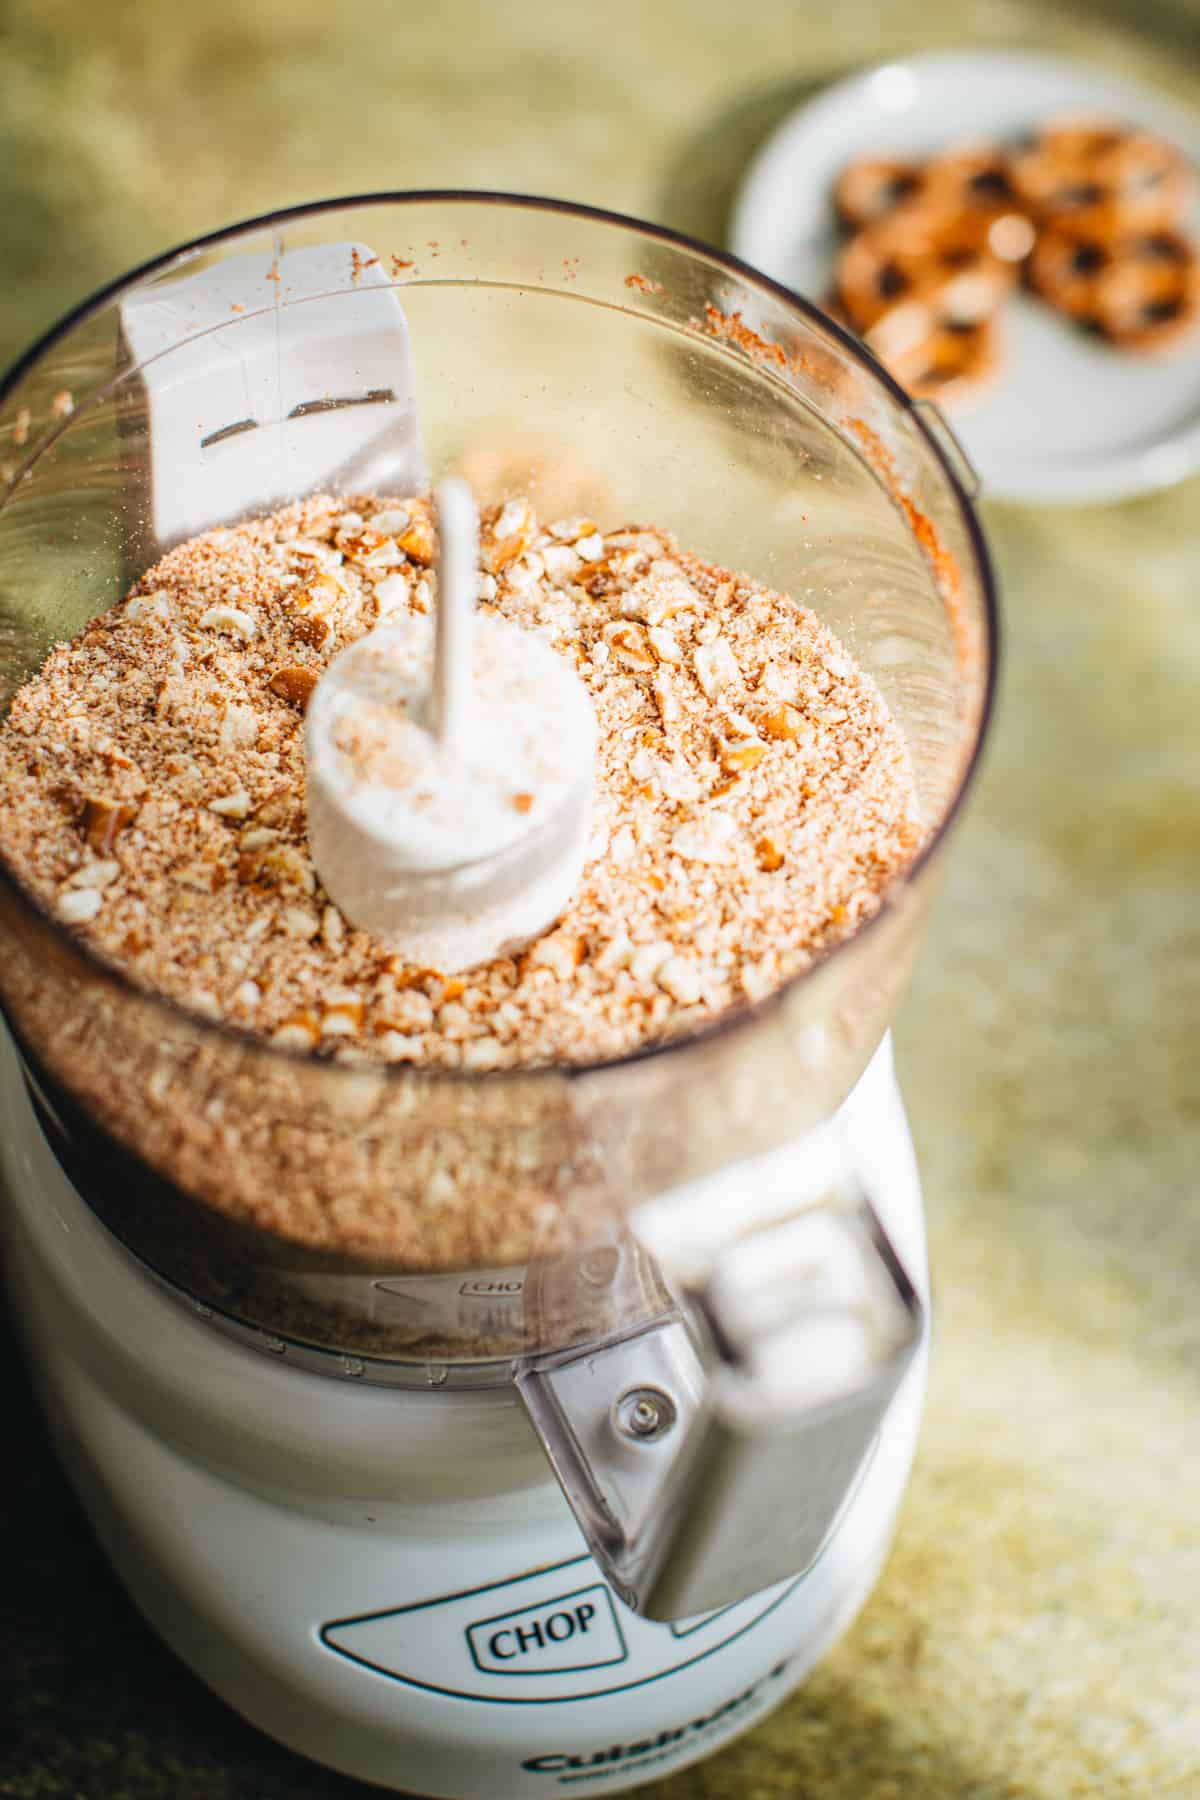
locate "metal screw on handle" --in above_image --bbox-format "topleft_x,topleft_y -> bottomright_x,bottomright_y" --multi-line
913,396 -> 982,499
614,1386 -> 677,1443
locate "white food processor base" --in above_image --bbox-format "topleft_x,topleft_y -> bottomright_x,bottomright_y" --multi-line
0,1030 -> 928,1799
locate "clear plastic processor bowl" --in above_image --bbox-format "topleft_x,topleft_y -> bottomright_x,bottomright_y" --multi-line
0,194 -> 997,1374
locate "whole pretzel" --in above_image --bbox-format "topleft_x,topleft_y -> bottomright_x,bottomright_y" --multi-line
868,315 -> 1001,405
1091,231 -> 1199,351
1010,117 -> 1191,233
918,145 -> 1023,222
834,158 -> 925,230
1031,224 -> 1198,350
1028,222 -> 1113,320
835,210 -> 1014,332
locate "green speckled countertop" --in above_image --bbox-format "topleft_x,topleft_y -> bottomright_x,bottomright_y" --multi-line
2,0 -> 1199,1794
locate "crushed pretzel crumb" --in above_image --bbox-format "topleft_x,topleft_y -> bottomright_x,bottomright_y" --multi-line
0,491 -> 924,1071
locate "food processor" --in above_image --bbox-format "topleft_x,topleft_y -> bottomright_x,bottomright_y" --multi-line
0,195 -> 996,1797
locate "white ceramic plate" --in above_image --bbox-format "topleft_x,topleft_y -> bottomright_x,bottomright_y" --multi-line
730,51 -> 1200,504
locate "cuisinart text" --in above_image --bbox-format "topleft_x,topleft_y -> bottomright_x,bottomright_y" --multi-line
521,1658 -> 792,1776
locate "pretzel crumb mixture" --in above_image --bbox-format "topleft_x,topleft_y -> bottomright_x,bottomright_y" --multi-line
0,493 -> 925,1069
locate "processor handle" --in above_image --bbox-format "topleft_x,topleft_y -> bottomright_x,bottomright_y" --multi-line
516,1126 -> 923,1621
